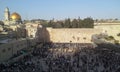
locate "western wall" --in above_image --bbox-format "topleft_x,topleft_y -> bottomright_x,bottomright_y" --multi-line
37,23 -> 120,43
38,28 -> 102,43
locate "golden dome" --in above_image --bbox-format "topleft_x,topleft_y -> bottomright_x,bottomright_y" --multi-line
10,12 -> 21,21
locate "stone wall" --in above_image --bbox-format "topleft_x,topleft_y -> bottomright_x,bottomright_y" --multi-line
94,24 -> 120,41
0,38 -> 36,63
46,28 -> 102,43
0,43 -> 13,63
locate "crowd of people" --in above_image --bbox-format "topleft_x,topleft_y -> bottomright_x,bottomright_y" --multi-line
0,43 -> 120,72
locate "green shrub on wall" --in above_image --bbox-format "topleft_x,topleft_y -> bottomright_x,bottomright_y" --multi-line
114,40 -> 119,45
105,36 -> 114,41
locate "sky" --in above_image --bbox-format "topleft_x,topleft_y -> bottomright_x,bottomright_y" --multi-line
0,0 -> 120,20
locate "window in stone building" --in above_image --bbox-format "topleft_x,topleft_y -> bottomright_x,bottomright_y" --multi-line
8,48 -> 11,51
30,35 -> 33,38
21,43 -> 24,46
31,25 -> 33,27
2,49 -> 6,53
17,44 -> 20,48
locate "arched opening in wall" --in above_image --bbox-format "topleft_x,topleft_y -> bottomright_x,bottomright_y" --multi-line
2,49 -> 6,53
8,48 -> 11,51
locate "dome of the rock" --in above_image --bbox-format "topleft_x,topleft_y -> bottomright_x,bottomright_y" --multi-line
10,12 -> 21,21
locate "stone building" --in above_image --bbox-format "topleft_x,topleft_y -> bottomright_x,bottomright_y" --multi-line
0,7 -> 33,39
3,7 -> 22,25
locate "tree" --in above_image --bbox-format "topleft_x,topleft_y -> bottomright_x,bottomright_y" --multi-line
41,21 -> 49,27
38,17 -> 94,28
78,17 -> 82,28
64,18 -> 71,28
82,17 -> 94,28
48,20 -> 54,27
71,19 -> 78,28
54,21 -> 63,28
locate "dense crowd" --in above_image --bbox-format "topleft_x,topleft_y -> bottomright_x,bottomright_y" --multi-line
0,43 -> 120,72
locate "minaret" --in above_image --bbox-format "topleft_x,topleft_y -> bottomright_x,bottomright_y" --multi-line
4,7 -> 10,21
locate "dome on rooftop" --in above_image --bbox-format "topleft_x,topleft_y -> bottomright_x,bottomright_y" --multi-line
10,12 -> 21,21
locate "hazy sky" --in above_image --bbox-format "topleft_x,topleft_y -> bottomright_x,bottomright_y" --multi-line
0,0 -> 120,20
